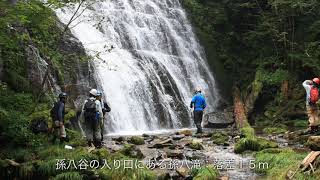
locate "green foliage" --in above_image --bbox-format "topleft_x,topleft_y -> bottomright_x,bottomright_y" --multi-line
19,162 -> 35,179
182,0 -> 320,125
293,119 -> 308,128
211,131 -> 229,145
64,108 -> 76,123
66,129 -> 87,147
255,69 -> 289,87
191,165 -> 219,180
254,148 -> 309,179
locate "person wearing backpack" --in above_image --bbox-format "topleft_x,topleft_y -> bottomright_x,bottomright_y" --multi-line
81,89 -> 103,148
303,78 -> 320,134
50,92 -> 68,144
96,91 -> 111,142
190,87 -> 206,134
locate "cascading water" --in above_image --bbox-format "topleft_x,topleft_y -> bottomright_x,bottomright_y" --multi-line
56,0 -> 219,134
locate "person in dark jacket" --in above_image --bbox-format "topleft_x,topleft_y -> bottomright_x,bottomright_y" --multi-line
190,88 -> 206,134
51,92 -> 68,144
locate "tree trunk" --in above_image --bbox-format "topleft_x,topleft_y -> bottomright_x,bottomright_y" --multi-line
233,86 -> 248,128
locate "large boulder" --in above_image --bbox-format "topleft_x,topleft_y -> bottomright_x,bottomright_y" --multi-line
172,134 -> 185,140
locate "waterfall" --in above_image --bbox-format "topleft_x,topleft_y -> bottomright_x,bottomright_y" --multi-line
56,0 -> 219,134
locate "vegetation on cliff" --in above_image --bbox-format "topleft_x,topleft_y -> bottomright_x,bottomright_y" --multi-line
182,0 -> 320,131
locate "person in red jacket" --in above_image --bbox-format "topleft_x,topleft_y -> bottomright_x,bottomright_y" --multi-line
303,78 -> 320,134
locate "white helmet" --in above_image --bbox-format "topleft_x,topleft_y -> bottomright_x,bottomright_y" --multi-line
89,89 -> 98,96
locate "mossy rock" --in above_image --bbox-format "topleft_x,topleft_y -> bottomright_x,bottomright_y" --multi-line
240,126 -> 255,138
128,136 -> 145,145
307,136 -> 320,151
188,141 -> 204,150
211,131 -> 229,145
263,127 -> 287,134
234,137 -> 278,154
191,165 -> 218,180
120,144 -> 144,159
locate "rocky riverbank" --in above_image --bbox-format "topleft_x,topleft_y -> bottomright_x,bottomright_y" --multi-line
103,128 -> 257,180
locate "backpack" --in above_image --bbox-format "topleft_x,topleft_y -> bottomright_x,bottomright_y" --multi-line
83,99 -> 96,122
309,86 -> 319,105
50,102 -> 59,120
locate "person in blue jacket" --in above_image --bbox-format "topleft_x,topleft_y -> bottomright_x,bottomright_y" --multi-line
190,88 -> 206,133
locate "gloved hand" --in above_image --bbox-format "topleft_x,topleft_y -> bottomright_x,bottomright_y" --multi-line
95,112 -> 100,122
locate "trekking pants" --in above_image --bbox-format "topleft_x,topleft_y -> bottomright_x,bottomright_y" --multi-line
307,104 -> 320,126
84,120 -> 101,143
193,111 -> 203,131
100,119 -> 105,141
53,121 -> 66,138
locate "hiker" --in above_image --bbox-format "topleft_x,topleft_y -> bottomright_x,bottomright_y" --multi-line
81,89 -> 103,148
190,88 -> 206,133
96,91 -> 111,142
303,78 -> 320,134
51,92 -> 68,144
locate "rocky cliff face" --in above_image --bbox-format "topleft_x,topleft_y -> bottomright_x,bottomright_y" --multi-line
0,1 -> 96,108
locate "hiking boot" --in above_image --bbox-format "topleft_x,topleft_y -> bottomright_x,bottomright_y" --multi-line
50,136 -> 57,144
94,140 -> 102,149
196,129 -> 203,134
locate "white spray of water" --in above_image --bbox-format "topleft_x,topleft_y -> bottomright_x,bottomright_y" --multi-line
56,0 -> 219,134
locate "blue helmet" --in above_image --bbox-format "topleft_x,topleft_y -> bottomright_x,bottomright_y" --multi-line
96,90 -> 102,97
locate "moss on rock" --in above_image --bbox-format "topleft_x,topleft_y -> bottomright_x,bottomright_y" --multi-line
128,136 -> 145,145
235,126 -> 278,153
211,131 -> 229,145
188,141 -> 204,150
